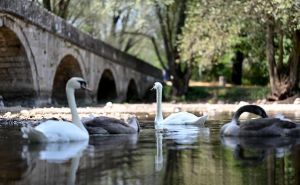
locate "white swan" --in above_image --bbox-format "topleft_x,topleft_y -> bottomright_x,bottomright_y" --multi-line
21,77 -> 89,143
152,82 -> 208,129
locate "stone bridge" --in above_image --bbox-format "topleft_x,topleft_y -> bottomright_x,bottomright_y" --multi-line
0,0 -> 162,106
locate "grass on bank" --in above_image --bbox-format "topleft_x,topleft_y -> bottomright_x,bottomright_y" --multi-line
163,85 -> 270,104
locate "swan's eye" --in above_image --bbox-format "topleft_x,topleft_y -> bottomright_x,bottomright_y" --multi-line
78,80 -> 87,89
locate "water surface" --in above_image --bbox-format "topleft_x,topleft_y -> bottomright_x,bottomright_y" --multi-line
0,113 -> 300,185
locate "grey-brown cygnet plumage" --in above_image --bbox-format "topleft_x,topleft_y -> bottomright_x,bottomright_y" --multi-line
83,116 -> 140,135
220,105 -> 299,137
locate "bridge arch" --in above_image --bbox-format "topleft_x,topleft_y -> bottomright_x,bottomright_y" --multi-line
142,84 -> 157,102
126,79 -> 139,102
51,55 -> 85,105
0,19 -> 38,106
97,69 -> 117,103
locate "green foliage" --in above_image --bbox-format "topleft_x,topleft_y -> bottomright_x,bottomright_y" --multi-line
162,84 -> 172,100
37,0 -> 300,98
161,83 -> 269,103
244,0 -> 300,30
201,63 -> 231,82
184,86 -> 269,103
243,59 -> 269,86
66,0 -> 161,63
180,0 -> 241,66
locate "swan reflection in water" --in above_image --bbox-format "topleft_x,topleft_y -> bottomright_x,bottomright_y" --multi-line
221,136 -> 300,165
21,134 -> 139,184
155,125 -> 210,171
221,136 -> 300,184
22,141 -> 88,185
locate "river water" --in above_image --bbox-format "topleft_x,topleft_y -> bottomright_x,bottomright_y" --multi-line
0,112 -> 300,185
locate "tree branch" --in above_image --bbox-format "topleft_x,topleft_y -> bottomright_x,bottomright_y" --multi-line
155,2 -> 173,69
122,31 -> 167,70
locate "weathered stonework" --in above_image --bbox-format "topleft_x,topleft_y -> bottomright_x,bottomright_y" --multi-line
0,0 -> 162,106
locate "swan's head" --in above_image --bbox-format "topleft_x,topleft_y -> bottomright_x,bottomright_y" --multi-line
220,121 -> 240,136
66,77 -> 88,90
152,82 -> 163,90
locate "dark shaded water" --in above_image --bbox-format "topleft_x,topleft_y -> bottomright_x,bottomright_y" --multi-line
1,113 -> 300,185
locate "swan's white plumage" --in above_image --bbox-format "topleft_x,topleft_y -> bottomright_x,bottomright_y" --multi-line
160,112 -> 208,125
152,82 -> 208,129
21,77 -> 89,143
22,120 -> 89,142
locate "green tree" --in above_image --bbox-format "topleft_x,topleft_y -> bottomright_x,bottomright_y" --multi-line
180,0 -> 241,80
244,0 -> 300,100
181,0 -> 300,100
36,0 -> 158,62
150,0 -> 194,96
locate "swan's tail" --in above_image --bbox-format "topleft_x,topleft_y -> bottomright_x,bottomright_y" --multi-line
195,115 -> 209,125
21,126 -> 47,143
127,116 -> 140,132
275,114 -> 292,122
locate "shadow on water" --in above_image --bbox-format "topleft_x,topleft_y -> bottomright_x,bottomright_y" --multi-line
0,113 -> 300,184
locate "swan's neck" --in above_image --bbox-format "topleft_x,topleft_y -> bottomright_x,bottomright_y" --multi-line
231,119 -> 238,125
66,87 -> 88,134
155,87 -> 163,124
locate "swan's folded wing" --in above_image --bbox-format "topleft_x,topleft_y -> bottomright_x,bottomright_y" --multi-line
84,116 -> 129,127
275,119 -> 296,128
83,116 -> 136,134
239,118 -> 277,130
240,118 -> 296,131
21,126 -> 48,143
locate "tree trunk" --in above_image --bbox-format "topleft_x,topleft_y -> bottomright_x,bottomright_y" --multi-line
172,63 -> 191,96
155,0 -> 191,97
57,0 -> 71,19
287,30 -> 300,92
266,16 -> 300,100
43,0 -> 51,11
231,50 -> 244,85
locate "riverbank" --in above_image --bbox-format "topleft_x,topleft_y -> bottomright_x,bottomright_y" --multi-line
1,102 -> 300,123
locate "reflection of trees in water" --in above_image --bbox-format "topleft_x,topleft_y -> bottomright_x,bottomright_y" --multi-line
164,150 -> 183,185
160,136 -> 300,185
76,135 -> 141,184
222,138 -> 300,185
291,145 -> 300,184
163,149 -> 200,185
78,149 -> 140,183
262,145 -> 300,185
3,128 -> 300,184
292,145 -> 300,184
0,140 -> 29,182
0,128 -> 34,184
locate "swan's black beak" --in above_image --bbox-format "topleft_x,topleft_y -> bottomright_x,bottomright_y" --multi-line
151,85 -> 156,91
79,81 -> 92,92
